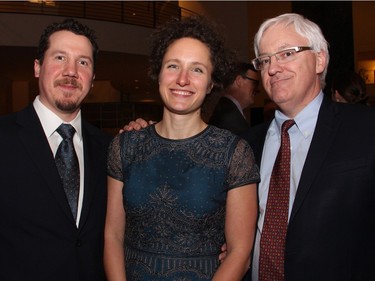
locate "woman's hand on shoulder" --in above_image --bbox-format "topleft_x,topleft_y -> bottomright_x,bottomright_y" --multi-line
119,118 -> 157,134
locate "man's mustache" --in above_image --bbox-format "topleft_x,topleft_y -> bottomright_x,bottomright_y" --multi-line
54,78 -> 83,90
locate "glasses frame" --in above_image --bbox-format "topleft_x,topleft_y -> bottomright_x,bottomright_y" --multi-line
242,75 -> 259,83
252,46 -> 313,71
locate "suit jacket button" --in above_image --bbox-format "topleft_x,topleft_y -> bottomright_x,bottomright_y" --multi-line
76,239 -> 82,247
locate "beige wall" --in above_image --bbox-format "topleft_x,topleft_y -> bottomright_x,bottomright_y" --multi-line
353,1 -> 375,96
0,13 -> 154,54
1,1 -> 375,113
247,1 -> 292,107
11,81 -> 29,112
180,1 -> 250,61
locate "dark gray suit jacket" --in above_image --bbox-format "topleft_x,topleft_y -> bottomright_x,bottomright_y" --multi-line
209,96 -> 250,135
0,105 -> 112,281
241,96 -> 375,281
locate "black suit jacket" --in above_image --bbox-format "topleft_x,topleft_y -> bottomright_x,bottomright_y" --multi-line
241,96 -> 375,281
0,105 -> 112,281
209,96 -> 250,135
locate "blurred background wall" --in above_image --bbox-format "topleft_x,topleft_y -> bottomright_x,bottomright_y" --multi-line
1,1 -> 374,134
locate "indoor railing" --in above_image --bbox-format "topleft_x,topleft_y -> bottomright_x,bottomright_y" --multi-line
0,1 -> 198,28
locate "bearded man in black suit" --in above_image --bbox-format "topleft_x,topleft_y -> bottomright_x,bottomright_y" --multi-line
0,19 -> 112,281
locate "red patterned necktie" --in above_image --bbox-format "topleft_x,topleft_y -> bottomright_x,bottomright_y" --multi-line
259,119 -> 295,281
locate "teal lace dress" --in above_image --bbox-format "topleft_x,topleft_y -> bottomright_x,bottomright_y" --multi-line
107,125 -> 259,281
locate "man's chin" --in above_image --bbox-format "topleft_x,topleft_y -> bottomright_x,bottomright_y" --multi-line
56,101 -> 79,113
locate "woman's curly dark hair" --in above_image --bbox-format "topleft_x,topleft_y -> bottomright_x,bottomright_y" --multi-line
149,15 -> 236,90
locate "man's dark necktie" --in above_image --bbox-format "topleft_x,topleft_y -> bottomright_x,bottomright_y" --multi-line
259,119 -> 295,281
55,124 -> 80,221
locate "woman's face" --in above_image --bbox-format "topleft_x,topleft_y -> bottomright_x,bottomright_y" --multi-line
158,37 -> 213,116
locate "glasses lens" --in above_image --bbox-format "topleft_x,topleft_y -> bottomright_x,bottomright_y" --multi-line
277,49 -> 297,63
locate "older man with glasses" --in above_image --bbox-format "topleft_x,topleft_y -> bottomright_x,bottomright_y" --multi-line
239,13 -> 375,281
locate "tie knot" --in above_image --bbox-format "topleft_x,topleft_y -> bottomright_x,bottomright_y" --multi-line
56,124 -> 76,140
281,119 -> 295,133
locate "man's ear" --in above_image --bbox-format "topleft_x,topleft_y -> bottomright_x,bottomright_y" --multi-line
34,59 -> 40,78
334,91 -> 346,103
315,50 -> 327,75
234,74 -> 243,87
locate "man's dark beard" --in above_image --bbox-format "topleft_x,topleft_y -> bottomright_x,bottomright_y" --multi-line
56,99 -> 79,113
54,78 -> 83,113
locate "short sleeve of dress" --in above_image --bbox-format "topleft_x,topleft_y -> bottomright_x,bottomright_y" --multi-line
227,138 -> 260,190
107,133 -> 123,181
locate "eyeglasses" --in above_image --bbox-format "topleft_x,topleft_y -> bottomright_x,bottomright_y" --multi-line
242,75 -> 259,84
252,46 -> 313,71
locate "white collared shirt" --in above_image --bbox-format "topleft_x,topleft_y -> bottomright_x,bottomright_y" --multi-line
252,92 -> 323,280
33,95 -> 84,227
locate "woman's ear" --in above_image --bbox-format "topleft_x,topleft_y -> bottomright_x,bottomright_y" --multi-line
207,82 -> 214,95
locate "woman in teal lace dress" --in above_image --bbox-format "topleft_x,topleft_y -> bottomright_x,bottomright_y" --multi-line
104,16 -> 260,281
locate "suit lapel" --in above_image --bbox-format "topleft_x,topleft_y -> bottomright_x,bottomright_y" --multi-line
244,121 -> 270,166
289,98 -> 341,223
16,106 -> 75,223
78,122 -> 105,230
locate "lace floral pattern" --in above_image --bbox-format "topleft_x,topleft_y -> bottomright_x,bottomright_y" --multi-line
107,125 -> 260,280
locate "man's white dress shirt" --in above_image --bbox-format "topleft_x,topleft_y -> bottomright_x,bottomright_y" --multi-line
33,95 -> 84,227
252,92 -> 323,280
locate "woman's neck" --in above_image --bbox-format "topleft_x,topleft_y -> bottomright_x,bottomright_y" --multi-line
155,112 -> 207,140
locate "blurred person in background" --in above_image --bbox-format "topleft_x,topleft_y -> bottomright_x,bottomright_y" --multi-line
209,62 -> 259,135
331,70 -> 370,105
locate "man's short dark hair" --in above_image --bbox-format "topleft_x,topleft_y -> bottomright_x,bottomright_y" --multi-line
223,62 -> 257,89
36,18 -> 99,71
